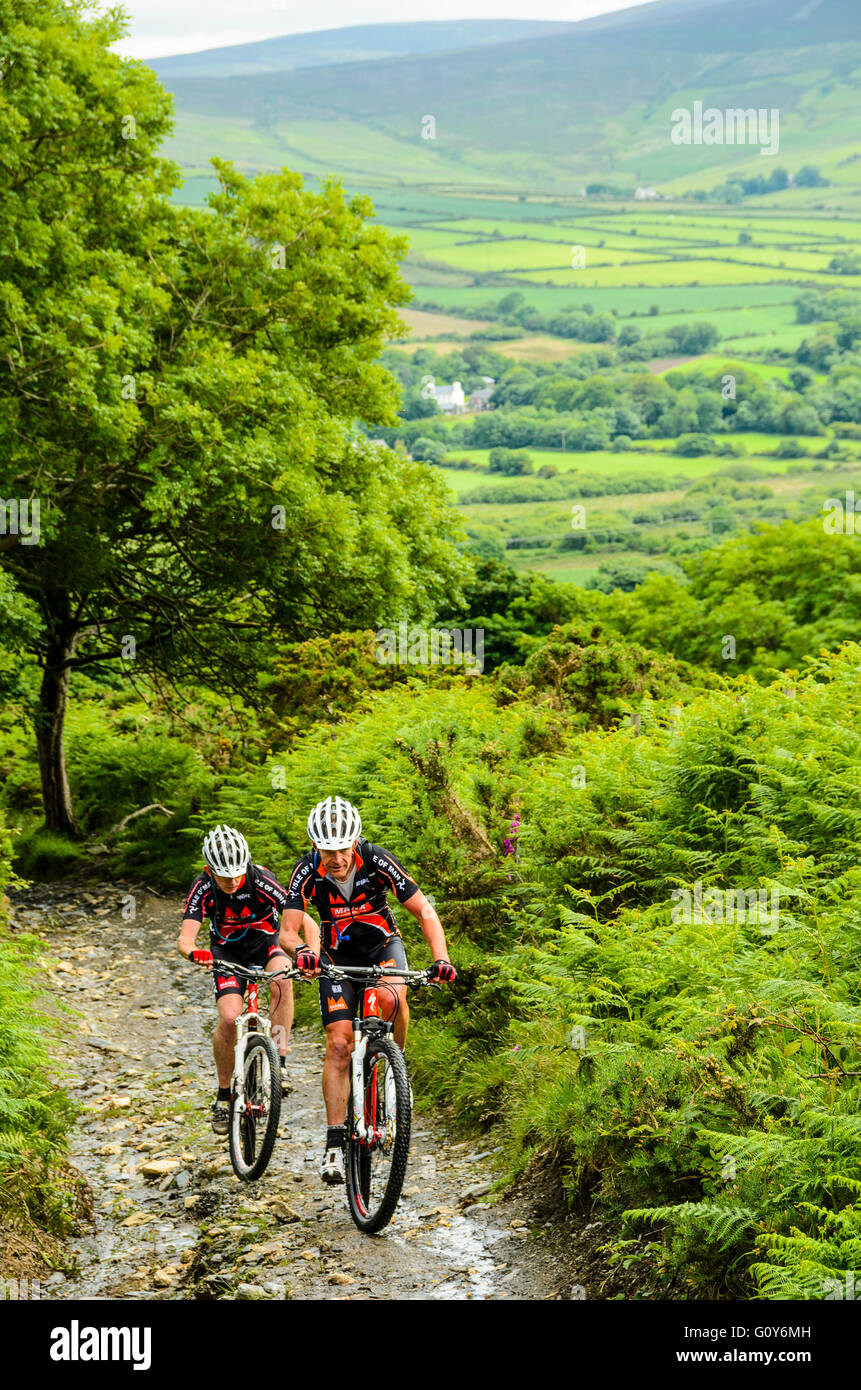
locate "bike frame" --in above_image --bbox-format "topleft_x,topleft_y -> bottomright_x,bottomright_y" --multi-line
350,985 -> 390,1142
316,965 -> 434,1142
232,979 -> 273,1115
217,963 -> 295,1114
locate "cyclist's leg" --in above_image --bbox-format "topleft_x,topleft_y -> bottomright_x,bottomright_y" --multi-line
320,1020 -> 353,1184
319,956 -> 358,1124
212,965 -> 246,1088
375,938 -> 410,1051
265,946 -> 293,1059
322,1018 -> 355,1125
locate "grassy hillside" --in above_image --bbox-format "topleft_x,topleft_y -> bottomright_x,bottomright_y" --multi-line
155,0 -> 861,199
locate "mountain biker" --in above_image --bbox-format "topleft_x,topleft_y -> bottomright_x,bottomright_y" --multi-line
177,824 -> 313,1135
279,796 -> 457,1185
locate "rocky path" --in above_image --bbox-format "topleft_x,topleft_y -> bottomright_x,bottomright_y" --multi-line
11,883 -> 558,1302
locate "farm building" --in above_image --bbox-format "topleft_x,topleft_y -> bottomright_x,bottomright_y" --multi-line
427,380 -> 466,413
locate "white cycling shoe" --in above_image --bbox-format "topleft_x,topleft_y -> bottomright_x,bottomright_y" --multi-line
320,1146 -> 345,1184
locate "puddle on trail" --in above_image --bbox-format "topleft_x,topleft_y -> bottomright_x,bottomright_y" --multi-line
403,1213 -> 506,1300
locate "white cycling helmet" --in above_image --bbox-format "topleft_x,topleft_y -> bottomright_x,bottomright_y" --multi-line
307,796 -> 362,850
202,824 -> 250,877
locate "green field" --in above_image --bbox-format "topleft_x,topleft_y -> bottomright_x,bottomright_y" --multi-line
443,440 -> 827,478
409,281 -> 802,316
455,459 -> 861,579
507,260 -> 844,287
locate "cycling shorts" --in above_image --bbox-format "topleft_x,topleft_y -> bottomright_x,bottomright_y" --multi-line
319,936 -> 409,1026
213,937 -> 290,1001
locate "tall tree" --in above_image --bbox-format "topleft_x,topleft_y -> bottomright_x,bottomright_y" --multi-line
0,1 -> 469,833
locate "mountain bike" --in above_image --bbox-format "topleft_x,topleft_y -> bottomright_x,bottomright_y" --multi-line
211,959 -> 297,1181
318,962 -> 438,1234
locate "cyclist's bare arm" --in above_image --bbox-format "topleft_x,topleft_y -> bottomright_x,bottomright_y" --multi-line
279,907 -> 320,957
278,911 -> 318,956
403,890 -> 450,961
177,917 -> 202,959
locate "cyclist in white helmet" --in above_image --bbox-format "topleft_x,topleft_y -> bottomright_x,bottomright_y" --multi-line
280,796 -> 456,1184
178,824 -> 314,1135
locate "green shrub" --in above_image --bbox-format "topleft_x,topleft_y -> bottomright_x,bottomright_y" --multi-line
14,830 -> 87,881
0,816 -> 81,1243
0,928 -> 82,1239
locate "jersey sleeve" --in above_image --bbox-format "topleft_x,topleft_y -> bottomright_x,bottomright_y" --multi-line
183,874 -> 210,922
369,846 -> 419,904
283,856 -> 316,913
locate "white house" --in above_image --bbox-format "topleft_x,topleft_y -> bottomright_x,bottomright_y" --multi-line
427,380 -> 466,413
634,186 -> 660,200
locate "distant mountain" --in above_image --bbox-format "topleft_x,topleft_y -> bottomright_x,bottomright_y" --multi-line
149,20 -> 574,79
153,1 -> 861,197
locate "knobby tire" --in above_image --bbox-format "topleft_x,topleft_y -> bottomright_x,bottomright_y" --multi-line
346,1035 -> 411,1234
229,1033 -> 281,1181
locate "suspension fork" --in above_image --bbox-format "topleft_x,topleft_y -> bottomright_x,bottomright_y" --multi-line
233,980 -> 268,1113
351,986 -> 385,1141
351,1014 -> 369,1140
233,1011 -> 250,1112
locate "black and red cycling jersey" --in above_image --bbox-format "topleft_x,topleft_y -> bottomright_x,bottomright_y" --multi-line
284,839 -> 419,955
183,864 -> 290,950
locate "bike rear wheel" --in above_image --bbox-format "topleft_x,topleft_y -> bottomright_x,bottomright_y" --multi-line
346,1035 -> 411,1234
229,1034 -> 281,1181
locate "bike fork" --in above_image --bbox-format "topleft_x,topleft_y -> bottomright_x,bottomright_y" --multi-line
232,991 -> 272,1113
351,1021 -> 368,1140
232,1015 -> 249,1112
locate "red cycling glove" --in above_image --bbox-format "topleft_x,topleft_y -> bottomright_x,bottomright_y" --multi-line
428,959 -> 457,983
295,947 -> 320,975
189,949 -> 214,965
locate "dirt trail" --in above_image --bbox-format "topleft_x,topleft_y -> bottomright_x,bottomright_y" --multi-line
12,882 -> 561,1302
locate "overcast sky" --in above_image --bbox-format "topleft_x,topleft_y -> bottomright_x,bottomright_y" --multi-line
109,0 -> 656,59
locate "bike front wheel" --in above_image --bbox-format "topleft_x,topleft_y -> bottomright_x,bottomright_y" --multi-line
346,1035 -> 411,1234
229,1034 -> 282,1181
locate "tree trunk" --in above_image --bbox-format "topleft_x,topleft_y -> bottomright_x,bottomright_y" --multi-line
35,627 -> 81,836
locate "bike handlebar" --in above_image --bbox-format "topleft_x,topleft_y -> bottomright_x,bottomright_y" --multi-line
186,957 -> 441,990
187,957 -> 300,982
317,963 -> 440,990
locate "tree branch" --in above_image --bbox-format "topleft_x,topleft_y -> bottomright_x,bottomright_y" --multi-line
89,802 -> 174,851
